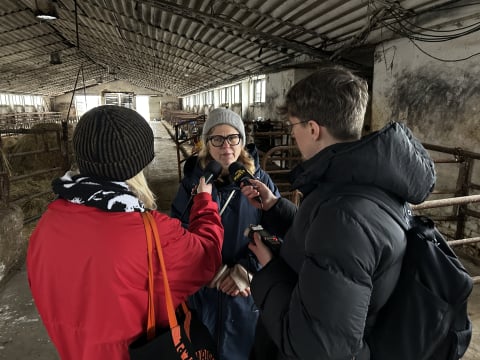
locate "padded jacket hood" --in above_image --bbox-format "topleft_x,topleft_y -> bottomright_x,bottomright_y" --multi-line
291,121 -> 435,204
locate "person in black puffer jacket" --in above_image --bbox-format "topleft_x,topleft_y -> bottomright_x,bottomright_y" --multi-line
171,108 -> 280,360
239,66 -> 436,360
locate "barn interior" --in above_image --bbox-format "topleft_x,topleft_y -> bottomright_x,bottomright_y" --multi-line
0,0 -> 480,358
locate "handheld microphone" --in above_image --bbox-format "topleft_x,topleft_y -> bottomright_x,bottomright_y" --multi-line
228,162 -> 262,203
180,160 -> 223,219
203,160 -> 223,186
228,162 -> 254,186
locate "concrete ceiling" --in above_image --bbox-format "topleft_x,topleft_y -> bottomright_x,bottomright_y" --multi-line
0,0 -> 471,97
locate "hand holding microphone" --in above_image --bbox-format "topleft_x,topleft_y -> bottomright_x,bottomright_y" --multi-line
180,160 -> 222,219
228,162 -> 279,211
196,176 -> 213,195
194,160 -> 223,194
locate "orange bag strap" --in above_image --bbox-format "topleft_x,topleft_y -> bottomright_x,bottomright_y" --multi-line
141,212 -> 179,340
143,212 -> 156,340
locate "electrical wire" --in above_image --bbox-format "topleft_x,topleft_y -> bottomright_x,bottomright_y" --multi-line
372,0 -> 480,42
366,0 -> 480,62
409,38 -> 480,62
383,5 -> 480,42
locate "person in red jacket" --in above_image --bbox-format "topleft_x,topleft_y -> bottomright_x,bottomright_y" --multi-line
27,105 -> 224,360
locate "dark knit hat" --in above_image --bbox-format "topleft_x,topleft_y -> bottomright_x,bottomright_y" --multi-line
73,105 -> 154,181
202,108 -> 245,144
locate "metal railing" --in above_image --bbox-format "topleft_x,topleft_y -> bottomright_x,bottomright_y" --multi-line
0,121 -> 71,223
412,195 -> 480,284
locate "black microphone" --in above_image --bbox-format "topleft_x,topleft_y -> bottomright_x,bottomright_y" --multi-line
228,162 -> 262,203
180,160 -> 223,219
203,160 -> 223,186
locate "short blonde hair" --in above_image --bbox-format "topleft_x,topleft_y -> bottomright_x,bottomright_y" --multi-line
126,170 -> 157,210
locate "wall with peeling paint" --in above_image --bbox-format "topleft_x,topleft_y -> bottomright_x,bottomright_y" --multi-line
245,69 -> 306,124
371,31 -> 480,152
372,27 -> 480,247
259,68 -> 322,122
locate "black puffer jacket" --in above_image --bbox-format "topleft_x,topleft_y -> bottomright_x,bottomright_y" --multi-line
251,122 -> 436,359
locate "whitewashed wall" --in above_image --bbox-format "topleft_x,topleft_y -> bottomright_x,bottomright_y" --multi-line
371,26 -> 480,242
372,26 -> 480,153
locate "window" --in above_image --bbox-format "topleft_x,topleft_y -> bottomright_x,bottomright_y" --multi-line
219,87 -> 229,105
205,91 -> 214,105
136,96 -> 150,121
104,92 -> 134,108
75,95 -> 101,117
253,78 -> 266,103
0,93 -> 47,111
200,91 -> 214,110
232,84 -> 241,104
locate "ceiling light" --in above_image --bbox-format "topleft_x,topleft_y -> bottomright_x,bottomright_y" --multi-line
35,0 -> 59,20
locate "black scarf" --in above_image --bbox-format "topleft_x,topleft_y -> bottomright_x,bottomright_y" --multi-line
52,171 -> 146,212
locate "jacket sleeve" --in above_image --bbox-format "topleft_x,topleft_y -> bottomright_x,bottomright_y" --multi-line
155,192 -> 223,299
251,206 -> 375,359
261,197 -> 297,238
256,169 -> 281,198
170,177 -> 196,226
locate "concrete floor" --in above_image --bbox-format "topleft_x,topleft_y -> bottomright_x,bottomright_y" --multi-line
0,121 -> 479,359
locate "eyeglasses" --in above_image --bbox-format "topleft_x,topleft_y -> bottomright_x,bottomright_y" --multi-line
285,120 -> 309,132
207,134 -> 242,147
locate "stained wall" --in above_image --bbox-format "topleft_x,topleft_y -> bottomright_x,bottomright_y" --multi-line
372,23 -> 480,243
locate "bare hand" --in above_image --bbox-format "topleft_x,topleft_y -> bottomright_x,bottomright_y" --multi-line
196,176 -> 213,195
240,179 -> 278,210
247,232 -> 273,267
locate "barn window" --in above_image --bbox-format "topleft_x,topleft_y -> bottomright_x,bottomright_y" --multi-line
104,92 -> 134,108
253,78 -> 265,103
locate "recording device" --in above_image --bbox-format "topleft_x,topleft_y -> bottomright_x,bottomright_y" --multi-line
244,224 -> 281,256
228,162 -> 261,203
180,160 -> 222,219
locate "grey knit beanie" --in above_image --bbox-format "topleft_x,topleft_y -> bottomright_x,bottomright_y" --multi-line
202,108 -> 245,144
73,105 -> 154,181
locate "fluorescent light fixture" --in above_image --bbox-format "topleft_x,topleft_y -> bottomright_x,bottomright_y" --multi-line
35,0 -> 59,20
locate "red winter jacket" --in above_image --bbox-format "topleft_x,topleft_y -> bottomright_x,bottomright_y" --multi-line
27,193 -> 223,360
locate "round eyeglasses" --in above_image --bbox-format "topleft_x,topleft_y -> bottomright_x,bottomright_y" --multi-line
207,134 -> 242,147
285,120 -> 309,133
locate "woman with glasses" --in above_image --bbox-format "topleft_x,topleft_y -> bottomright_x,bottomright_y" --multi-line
171,107 -> 280,360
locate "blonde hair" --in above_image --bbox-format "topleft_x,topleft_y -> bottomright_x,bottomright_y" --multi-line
198,140 -> 255,176
126,171 -> 157,210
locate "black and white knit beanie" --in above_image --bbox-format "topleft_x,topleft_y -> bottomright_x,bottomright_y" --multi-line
202,108 -> 245,144
73,105 -> 154,181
